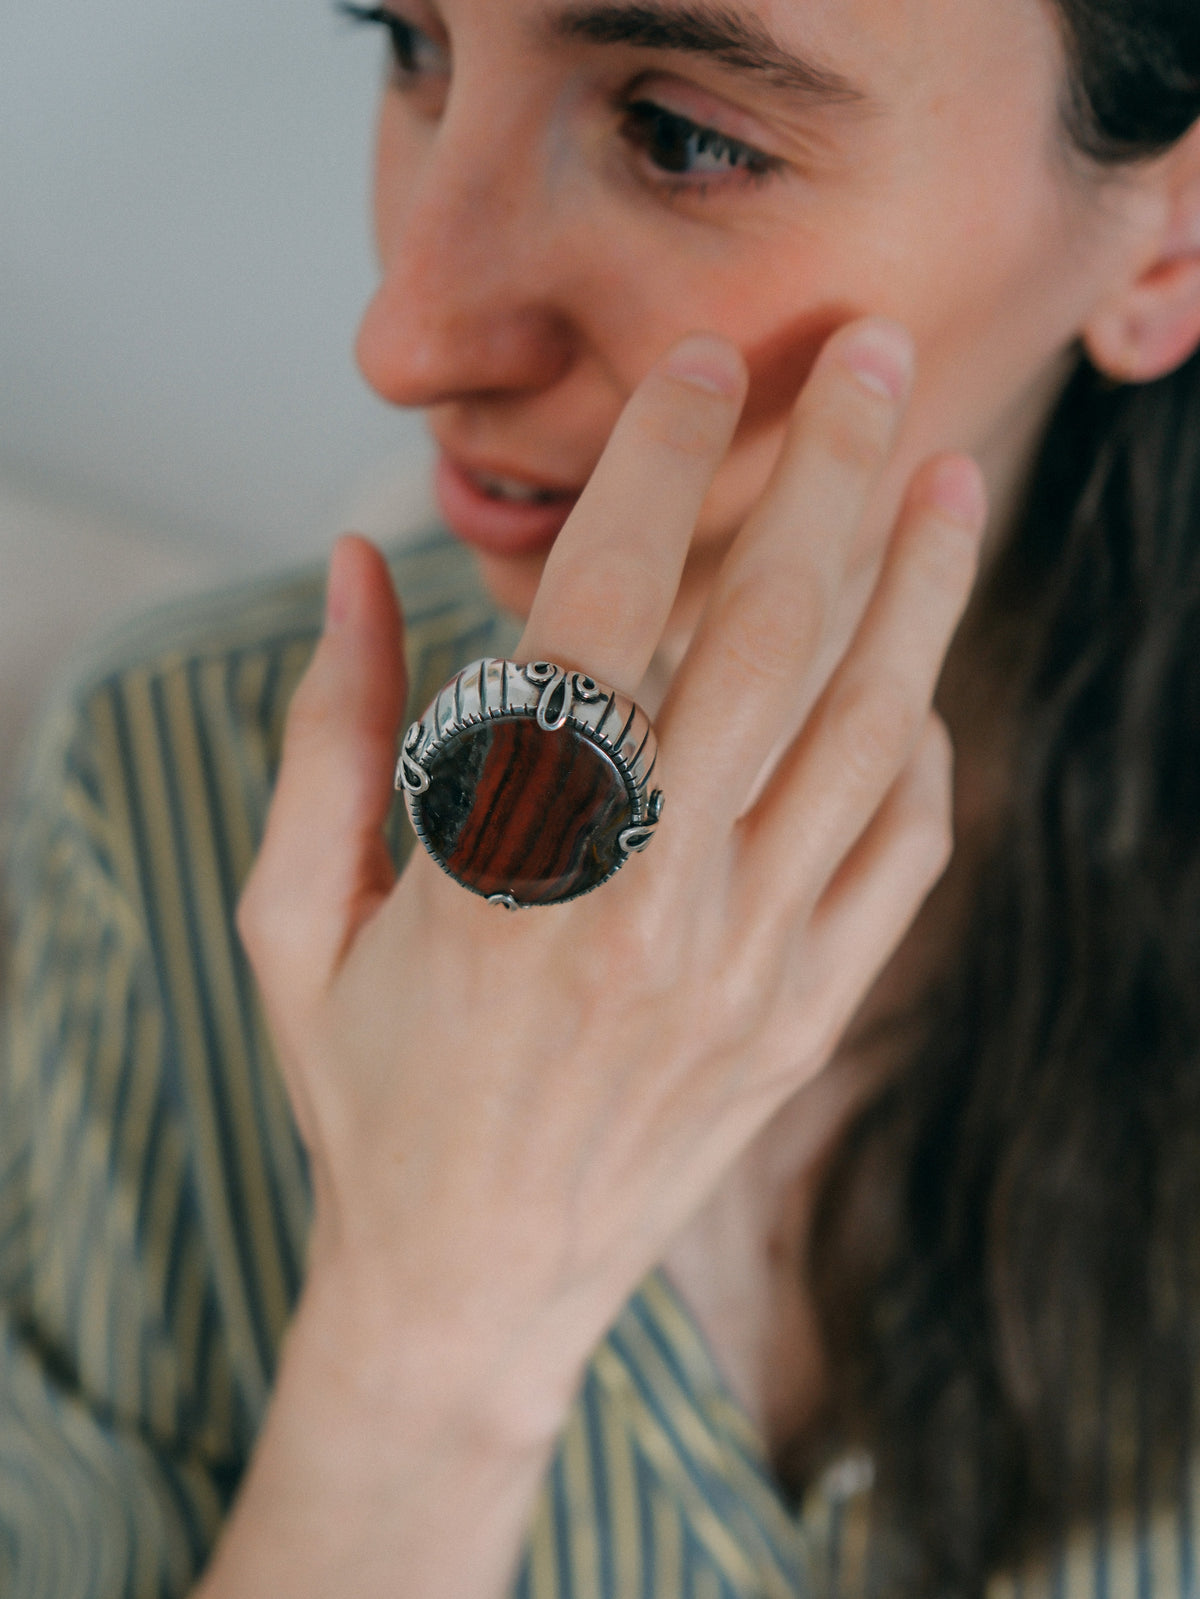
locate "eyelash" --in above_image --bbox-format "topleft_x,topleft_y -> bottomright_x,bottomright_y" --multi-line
619,100 -> 780,188
337,3 -> 783,194
337,3 -> 438,79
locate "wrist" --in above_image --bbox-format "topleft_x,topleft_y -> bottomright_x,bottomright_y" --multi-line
197,1257 -> 566,1599
295,1233 -> 585,1459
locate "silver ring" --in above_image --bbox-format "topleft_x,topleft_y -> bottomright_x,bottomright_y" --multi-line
396,659 -> 664,909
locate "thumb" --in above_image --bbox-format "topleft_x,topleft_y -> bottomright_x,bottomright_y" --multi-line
239,535 -> 408,989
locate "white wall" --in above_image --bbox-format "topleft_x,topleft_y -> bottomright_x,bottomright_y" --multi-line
0,0 -> 435,812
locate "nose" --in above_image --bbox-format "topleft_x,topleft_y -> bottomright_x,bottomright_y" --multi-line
356,107 -> 578,410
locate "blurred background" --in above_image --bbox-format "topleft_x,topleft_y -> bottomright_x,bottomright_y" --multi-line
0,0 -> 434,816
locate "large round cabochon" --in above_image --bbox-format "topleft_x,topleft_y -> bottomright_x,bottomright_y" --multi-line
416,715 -> 635,905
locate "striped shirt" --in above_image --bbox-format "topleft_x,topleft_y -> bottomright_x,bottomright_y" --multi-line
0,529 -> 1193,1598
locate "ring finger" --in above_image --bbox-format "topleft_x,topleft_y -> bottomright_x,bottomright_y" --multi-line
739,453 -> 986,926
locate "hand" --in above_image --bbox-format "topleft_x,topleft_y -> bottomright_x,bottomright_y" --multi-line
237,318 -> 987,1447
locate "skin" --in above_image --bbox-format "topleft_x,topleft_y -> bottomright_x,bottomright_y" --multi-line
353,0 -> 1199,1446
194,1 -> 1200,1594
357,0 -> 1143,636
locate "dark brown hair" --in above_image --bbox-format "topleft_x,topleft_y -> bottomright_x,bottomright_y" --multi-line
802,6 -> 1200,1592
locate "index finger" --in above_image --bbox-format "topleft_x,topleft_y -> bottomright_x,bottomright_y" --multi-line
517,335 -> 747,696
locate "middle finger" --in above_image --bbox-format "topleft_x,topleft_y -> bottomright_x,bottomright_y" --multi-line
656,317 -> 915,839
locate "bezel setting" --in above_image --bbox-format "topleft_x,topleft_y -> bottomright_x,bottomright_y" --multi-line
396,659 -> 663,908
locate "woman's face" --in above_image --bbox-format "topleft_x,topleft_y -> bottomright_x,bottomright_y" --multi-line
355,0 -> 1148,635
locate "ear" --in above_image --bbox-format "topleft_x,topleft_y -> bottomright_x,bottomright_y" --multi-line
1083,121 -> 1200,384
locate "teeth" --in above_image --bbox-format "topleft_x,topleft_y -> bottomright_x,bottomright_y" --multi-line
474,472 -> 563,505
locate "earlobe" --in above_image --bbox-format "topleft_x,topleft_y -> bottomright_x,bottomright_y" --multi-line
1083,130 -> 1200,384
1084,257 -> 1200,382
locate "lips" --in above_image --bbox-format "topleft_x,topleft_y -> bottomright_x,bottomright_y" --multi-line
435,452 -> 583,559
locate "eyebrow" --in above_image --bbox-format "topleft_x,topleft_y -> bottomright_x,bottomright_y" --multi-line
541,0 -> 868,104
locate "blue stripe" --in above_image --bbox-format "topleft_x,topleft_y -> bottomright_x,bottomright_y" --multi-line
510,1549 -> 533,1599
629,1289 -> 787,1503
608,1320 -> 793,1592
609,1322 -> 740,1517
582,1374 -> 617,1599
551,1452 -> 577,1599
153,1446 -> 217,1580
613,1306 -> 802,1589
637,1449 -> 658,1599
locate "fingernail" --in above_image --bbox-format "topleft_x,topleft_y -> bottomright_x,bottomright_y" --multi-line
929,457 -> 988,528
663,334 -> 745,398
841,321 -> 914,402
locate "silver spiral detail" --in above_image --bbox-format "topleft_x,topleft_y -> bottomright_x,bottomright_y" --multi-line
618,824 -> 656,855
524,662 -> 605,732
617,790 -> 664,856
396,721 -> 430,795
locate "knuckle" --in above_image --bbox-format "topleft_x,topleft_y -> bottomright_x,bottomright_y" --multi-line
543,549 -> 664,653
920,713 -> 956,789
282,665 -> 336,745
911,513 -> 980,601
802,384 -> 893,479
596,904 -> 685,999
236,860 -> 302,984
908,806 -> 955,885
834,676 -> 919,788
717,938 -> 783,1046
636,375 -> 735,460
902,720 -> 956,873
715,569 -> 825,686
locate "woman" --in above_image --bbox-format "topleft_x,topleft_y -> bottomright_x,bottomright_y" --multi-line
2,0 -> 1199,1594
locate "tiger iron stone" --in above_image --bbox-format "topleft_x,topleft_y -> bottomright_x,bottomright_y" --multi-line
417,715 -> 635,906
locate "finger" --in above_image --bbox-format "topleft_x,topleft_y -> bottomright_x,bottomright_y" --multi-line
517,335 -> 746,694
737,454 -> 985,920
655,318 -> 915,839
238,535 -> 408,989
800,714 -> 955,1037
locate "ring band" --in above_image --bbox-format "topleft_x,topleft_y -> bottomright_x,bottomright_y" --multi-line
396,659 -> 664,909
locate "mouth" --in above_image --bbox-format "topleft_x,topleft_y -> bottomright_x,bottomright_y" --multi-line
465,468 -> 570,506
435,451 -> 585,559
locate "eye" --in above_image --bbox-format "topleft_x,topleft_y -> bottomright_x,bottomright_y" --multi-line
336,3 -> 447,84
620,100 -> 781,186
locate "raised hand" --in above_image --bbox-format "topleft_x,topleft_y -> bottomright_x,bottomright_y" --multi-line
214,317 -> 985,1599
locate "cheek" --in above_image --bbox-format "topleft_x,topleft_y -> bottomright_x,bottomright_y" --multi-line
893,202 -> 1097,473
603,260 -> 855,548
719,180 -> 1097,524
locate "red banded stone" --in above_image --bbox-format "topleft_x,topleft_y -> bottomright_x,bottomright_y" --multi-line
418,715 -> 634,905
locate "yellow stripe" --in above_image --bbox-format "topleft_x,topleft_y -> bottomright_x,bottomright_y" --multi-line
642,1272 -> 810,1578
650,1473 -> 685,1599
595,1375 -> 646,1599
525,1471 -> 561,1599
692,1564 -> 724,1599
592,1340 -> 765,1597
